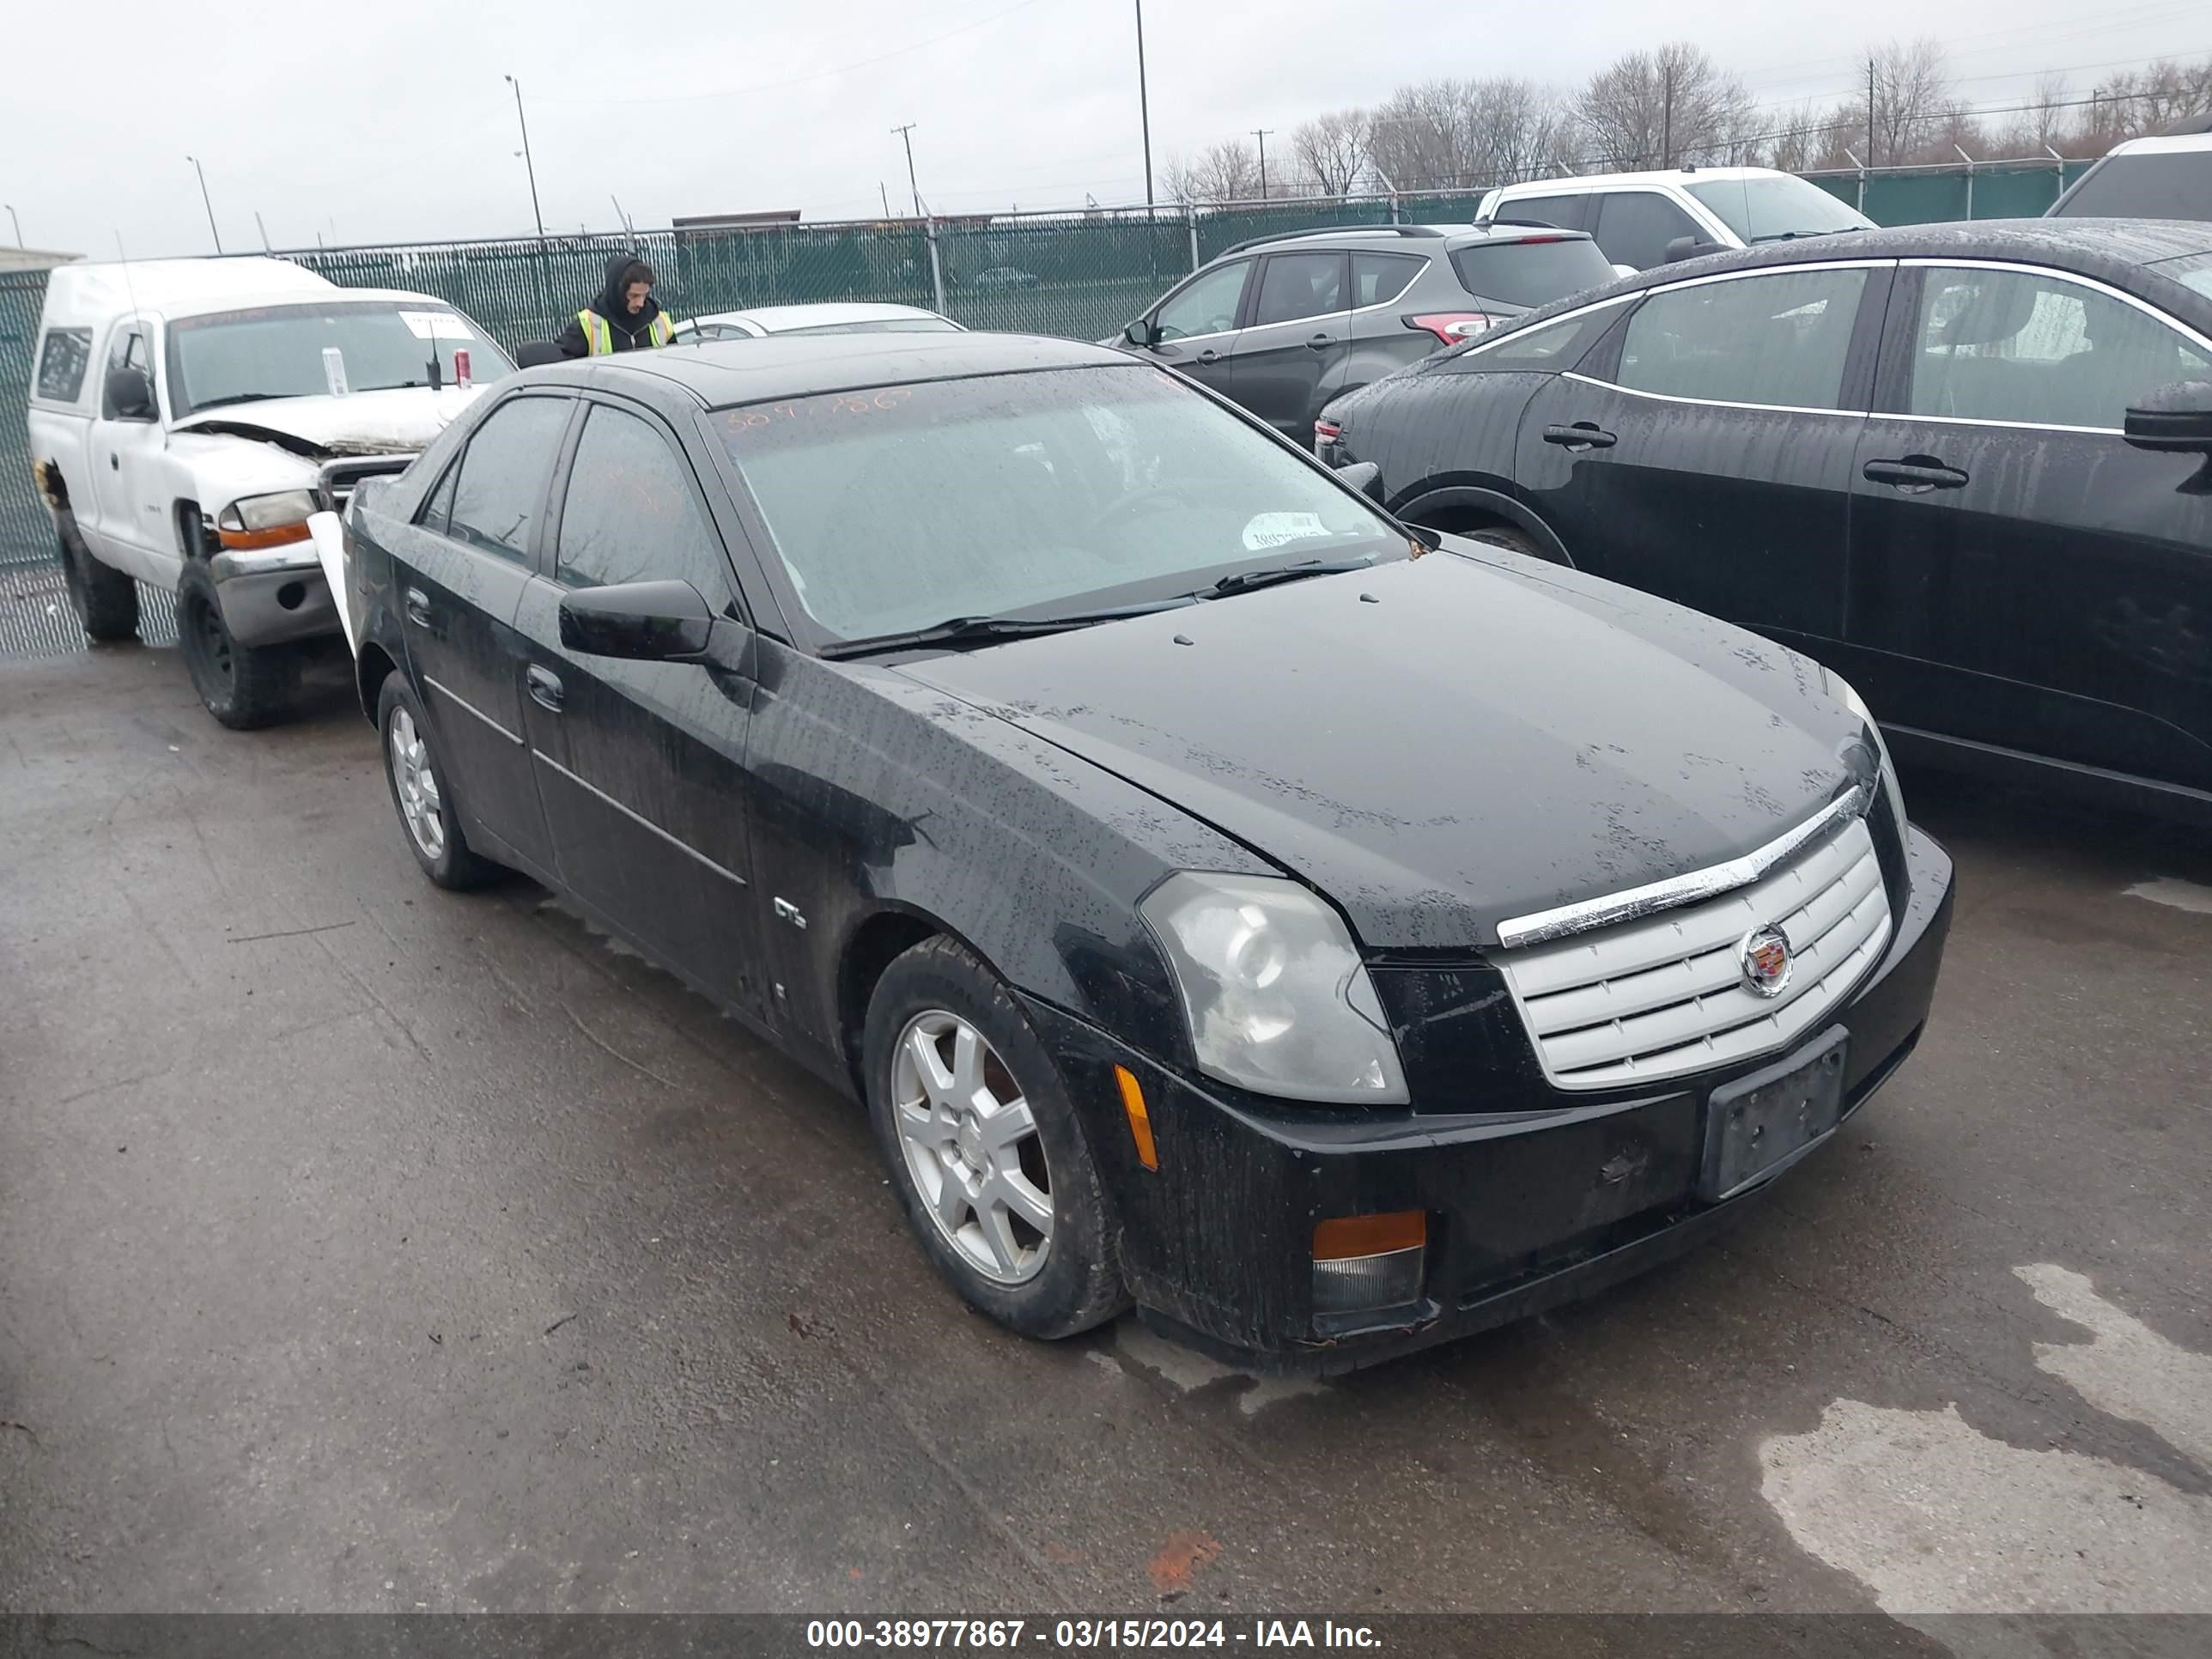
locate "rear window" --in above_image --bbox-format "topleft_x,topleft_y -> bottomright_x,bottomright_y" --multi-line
35,327 -> 93,402
1683,175 -> 1873,243
2052,152 -> 2212,222
772,318 -> 960,337
1449,238 -> 1619,307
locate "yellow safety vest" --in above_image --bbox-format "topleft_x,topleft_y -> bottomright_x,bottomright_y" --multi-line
578,309 -> 677,355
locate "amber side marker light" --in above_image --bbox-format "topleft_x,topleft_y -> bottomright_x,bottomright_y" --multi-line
1312,1210 -> 1427,1316
1113,1065 -> 1158,1171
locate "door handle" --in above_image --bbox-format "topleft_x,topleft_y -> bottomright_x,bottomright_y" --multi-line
1542,422 -> 1617,451
110,453 -> 120,471
526,665 -> 564,714
1196,349 -> 1221,364
1863,456 -> 1968,493
1306,332 -> 1335,350
403,586 -> 431,626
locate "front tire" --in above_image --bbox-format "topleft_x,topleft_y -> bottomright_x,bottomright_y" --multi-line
58,514 -> 140,643
177,565 -> 299,729
377,676 -> 501,890
864,937 -> 1127,1340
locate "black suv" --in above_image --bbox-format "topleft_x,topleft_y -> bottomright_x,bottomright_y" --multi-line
1109,223 -> 1620,441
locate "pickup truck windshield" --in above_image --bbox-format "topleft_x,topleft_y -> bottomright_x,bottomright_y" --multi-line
165,301 -> 515,416
717,363 -> 1405,643
2051,153 -> 2212,222
1684,176 -> 1873,243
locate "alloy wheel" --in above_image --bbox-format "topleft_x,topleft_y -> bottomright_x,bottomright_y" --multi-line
890,1010 -> 1054,1285
388,706 -> 447,861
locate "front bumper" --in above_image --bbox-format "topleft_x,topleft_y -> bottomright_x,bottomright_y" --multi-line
208,547 -> 339,647
1027,825 -> 1955,1373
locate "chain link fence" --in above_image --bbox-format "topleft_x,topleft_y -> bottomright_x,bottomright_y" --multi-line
0,161 -> 2114,659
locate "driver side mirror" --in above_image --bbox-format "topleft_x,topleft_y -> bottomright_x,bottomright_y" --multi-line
1334,460 -> 1385,503
2124,380 -> 2212,454
1662,235 -> 1726,264
106,366 -> 156,422
561,579 -> 734,665
1122,318 -> 1158,349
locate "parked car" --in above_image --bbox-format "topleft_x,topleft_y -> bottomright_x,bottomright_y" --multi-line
672,301 -> 961,341
1109,223 -> 1620,441
1316,219 -> 2212,827
337,331 -> 1951,1370
1478,166 -> 1875,270
2049,120 -> 2212,222
26,256 -> 510,726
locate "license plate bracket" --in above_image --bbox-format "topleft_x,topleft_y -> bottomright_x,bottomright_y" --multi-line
1699,1027 -> 1849,1202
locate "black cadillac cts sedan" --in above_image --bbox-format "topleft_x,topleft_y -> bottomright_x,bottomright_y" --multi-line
340,331 -> 1954,1370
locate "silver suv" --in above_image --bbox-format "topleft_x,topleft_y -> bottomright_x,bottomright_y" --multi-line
1110,223 -> 1619,441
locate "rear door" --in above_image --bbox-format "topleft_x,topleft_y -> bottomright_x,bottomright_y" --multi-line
1515,261 -> 1890,655
1227,249 -> 1352,438
511,395 -> 770,1022
391,392 -> 570,872
1137,257 -> 1255,398
1842,260 -> 2212,791
1343,250 -> 1433,382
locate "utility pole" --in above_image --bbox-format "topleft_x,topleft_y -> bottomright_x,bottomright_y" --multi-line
504,76 -> 548,242
185,155 -> 222,253
5,205 -> 21,248
880,181 -> 892,219
254,210 -> 271,252
1661,69 -> 1674,168
1868,56 -> 1879,169
1252,129 -> 1273,199
1134,0 -> 1155,211
893,124 -> 924,220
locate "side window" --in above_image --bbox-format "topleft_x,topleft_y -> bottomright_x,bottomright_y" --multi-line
1614,269 -> 1869,410
1501,193 -> 1587,231
446,396 -> 572,562
100,327 -> 153,419
1353,252 -> 1425,308
1153,259 -> 1250,341
36,328 -> 93,402
1591,191 -> 1705,270
1445,301 -> 1628,374
556,405 -> 731,599
1907,266 -> 2210,429
1252,252 -> 1348,326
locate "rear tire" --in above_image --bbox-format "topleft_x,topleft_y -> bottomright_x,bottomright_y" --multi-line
58,515 -> 140,643
863,936 -> 1127,1341
177,565 -> 299,730
377,675 -> 501,890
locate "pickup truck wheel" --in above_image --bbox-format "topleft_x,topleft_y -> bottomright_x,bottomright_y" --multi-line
864,937 -> 1127,1340
58,515 -> 140,643
176,565 -> 298,730
377,676 -> 501,890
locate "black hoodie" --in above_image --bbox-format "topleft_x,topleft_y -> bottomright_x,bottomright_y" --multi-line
556,254 -> 671,357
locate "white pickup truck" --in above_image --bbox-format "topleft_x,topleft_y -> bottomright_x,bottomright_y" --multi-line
27,257 -> 511,726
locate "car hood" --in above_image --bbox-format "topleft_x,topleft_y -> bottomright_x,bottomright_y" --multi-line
170,386 -> 488,457
897,547 -> 1867,951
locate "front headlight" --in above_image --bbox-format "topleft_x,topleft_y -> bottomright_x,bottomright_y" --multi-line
216,489 -> 319,549
1139,872 -> 1409,1105
1832,673 -> 1908,834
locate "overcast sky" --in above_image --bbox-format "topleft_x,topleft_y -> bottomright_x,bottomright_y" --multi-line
9,0 -> 2208,257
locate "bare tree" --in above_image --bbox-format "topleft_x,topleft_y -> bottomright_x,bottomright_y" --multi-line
1574,43 -> 1753,169
1868,38 -> 1954,165
1291,109 -> 1370,198
1468,78 -> 1565,184
1160,139 -> 1263,205
1364,77 -> 1564,193
1990,73 -> 2071,155
1759,102 -> 1832,172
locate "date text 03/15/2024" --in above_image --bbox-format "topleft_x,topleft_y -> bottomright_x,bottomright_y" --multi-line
804,1620 -> 1383,1650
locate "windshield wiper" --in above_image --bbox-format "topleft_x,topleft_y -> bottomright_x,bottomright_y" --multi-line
1202,554 -> 1375,598
1749,228 -> 1856,244
820,598 -> 1193,660
185,392 -> 287,411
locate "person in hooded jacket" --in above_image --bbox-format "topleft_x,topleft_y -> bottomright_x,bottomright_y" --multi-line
557,256 -> 679,357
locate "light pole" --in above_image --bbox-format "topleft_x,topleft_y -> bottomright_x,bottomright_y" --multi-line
5,205 -> 21,248
892,124 -> 923,219
185,155 -> 222,252
504,75 -> 548,241
1252,130 -> 1273,200
1134,1 -> 1154,212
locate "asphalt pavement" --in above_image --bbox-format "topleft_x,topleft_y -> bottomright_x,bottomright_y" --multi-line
2,638 -> 2208,1627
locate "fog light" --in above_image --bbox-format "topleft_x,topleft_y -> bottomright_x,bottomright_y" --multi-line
1311,1211 -> 1426,1316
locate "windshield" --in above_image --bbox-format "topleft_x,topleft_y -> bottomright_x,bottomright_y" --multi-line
717,364 -> 1406,643
1449,237 -> 1620,307
770,318 -> 960,337
1685,176 -> 1873,242
2149,248 -> 2212,300
165,301 -> 515,415
2052,152 -> 2212,222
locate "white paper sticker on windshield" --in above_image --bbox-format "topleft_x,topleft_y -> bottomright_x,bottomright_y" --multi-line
322,346 -> 349,397
398,310 -> 474,340
1241,512 -> 1330,550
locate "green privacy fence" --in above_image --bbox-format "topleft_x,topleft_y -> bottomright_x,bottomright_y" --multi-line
0,160 -> 2132,654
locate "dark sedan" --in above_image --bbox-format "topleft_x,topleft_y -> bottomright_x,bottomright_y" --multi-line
1316,219 -> 2212,828
340,331 -> 1952,1370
